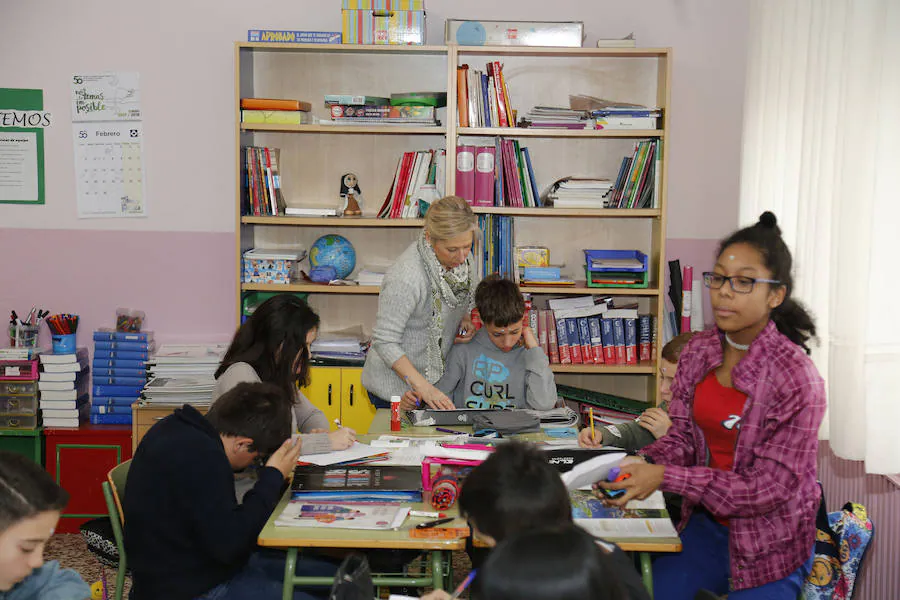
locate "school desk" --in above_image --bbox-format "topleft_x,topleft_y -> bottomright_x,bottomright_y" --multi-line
257,493 -> 467,599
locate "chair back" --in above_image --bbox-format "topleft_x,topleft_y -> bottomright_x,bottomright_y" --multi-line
107,459 -> 131,525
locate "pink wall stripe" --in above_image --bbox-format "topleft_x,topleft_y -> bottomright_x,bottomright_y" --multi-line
0,228 -> 236,348
818,441 -> 900,598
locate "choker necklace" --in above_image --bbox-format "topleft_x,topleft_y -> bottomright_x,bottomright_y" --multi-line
725,333 -> 750,351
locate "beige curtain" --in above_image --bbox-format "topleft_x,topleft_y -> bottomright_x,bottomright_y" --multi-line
740,0 -> 900,473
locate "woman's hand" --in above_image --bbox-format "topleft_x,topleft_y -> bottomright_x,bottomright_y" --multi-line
455,314 -> 476,344
595,462 -> 664,506
420,383 -> 455,410
637,407 -> 672,439
578,427 -> 603,448
328,427 -> 357,450
400,390 -> 421,411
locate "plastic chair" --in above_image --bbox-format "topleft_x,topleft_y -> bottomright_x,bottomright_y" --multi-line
102,459 -> 131,600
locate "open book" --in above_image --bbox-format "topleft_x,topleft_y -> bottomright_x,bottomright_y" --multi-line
571,490 -> 678,539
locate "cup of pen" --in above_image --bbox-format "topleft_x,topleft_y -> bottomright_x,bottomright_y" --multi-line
8,324 -> 39,348
47,314 -> 79,353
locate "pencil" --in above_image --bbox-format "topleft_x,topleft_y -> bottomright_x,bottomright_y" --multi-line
589,407 -> 595,442
449,569 -> 477,600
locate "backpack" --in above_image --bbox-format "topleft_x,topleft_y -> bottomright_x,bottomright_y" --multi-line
802,489 -> 874,600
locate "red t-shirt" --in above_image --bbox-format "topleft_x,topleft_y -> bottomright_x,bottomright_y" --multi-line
693,370 -> 747,472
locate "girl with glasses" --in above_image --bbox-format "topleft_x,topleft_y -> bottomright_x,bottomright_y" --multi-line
597,212 -> 825,600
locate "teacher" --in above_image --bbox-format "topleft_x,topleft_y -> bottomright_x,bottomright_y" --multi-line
362,195 -> 478,410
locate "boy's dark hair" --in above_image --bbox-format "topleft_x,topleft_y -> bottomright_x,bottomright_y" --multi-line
205,382 -> 292,456
474,275 -> 525,327
661,331 -> 696,363
0,451 -> 69,531
472,526 -> 627,600
459,441 -> 571,541
216,294 -> 320,400
717,211 -> 816,353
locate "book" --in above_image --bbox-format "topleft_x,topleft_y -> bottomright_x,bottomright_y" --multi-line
92,367 -> 145,378
456,145 -> 475,203
323,95 -> 390,106
624,317 -> 638,365
40,389 -> 82,401
93,340 -> 154,351
638,314 -> 652,362
473,146 -> 495,207
39,395 -> 89,411
91,396 -> 140,407
93,384 -> 144,397
241,110 -> 310,125
43,417 -> 80,428
284,207 -> 339,217
89,404 -> 133,415
38,378 -> 85,391
93,329 -> 154,343
248,30 -> 341,44
38,348 -> 88,365
572,490 -> 679,539
38,370 -> 86,382
93,350 -> 151,361
330,105 -> 434,120
89,414 -> 132,425
240,98 -> 312,112
92,376 -> 146,386
290,465 -> 423,501
275,502 -> 410,530
92,358 -> 147,369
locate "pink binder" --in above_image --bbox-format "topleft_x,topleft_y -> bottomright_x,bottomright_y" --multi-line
474,146 -> 495,207
455,145 -> 476,204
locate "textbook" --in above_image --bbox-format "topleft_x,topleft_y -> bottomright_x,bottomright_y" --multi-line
93,329 -> 154,343
38,347 -> 89,365
248,29 -> 341,44
291,465 -> 422,502
571,490 -> 678,539
275,502 -> 410,530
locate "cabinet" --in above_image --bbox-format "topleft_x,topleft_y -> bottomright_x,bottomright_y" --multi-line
131,403 -> 209,452
301,366 -> 377,434
44,425 -> 132,533
235,43 -> 670,404
0,428 -> 42,464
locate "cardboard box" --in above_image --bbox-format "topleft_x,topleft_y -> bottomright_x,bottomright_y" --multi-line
342,0 -> 425,45
445,20 -> 583,47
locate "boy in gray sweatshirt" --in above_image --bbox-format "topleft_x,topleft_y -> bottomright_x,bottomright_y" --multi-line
404,275 -> 557,411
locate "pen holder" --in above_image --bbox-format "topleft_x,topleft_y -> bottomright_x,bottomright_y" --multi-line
8,324 -> 39,348
422,458 -> 482,510
51,333 -> 76,354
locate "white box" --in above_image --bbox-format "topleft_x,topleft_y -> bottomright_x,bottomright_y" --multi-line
445,20 -> 583,47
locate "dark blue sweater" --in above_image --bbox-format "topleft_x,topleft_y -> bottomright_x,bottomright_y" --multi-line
124,405 -> 284,600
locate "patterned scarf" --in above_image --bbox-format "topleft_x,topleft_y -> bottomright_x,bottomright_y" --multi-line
416,231 -> 474,381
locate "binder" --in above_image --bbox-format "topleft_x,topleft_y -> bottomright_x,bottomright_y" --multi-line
456,145 -> 476,203
474,146 -> 495,207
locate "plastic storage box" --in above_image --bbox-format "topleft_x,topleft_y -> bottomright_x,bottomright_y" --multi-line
242,248 -> 304,285
583,249 -> 649,289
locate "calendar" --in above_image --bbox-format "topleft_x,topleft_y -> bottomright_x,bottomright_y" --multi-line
73,122 -> 146,218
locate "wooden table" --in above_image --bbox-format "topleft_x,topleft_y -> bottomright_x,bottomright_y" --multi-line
262,409 -> 681,599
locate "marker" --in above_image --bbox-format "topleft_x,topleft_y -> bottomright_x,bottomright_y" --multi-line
415,516 -> 455,529
435,427 -> 467,435
449,569 -> 477,600
409,510 -> 446,518
404,375 -> 421,408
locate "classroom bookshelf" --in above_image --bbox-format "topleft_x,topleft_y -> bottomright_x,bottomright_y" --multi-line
234,42 -> 670,403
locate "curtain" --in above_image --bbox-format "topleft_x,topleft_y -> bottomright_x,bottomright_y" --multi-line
740,0 -> 900,474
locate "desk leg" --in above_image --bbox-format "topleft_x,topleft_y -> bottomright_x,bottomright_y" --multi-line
431,550 -> 445,591
640,552 -> 653,598
282,547 -> 298,600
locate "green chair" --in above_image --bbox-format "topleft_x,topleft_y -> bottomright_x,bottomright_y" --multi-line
102,459 -> 131,600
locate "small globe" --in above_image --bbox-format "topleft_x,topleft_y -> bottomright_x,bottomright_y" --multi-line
309,234 -> 356,280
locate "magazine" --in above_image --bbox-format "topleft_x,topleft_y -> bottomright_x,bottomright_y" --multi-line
275,501 -> 410,530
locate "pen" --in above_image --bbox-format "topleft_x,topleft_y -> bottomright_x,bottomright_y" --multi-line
334,418 -> 342,429
415,516 -> 455,529
403,375 -> 421,408
589,407 -> 596,442
449,569 -> 477,600
436,427 -> 467,435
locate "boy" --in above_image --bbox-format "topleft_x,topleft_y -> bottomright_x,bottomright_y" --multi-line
578,332 -> 695,450
124,382 -> 327,600
404,275 -> 557,411
452,442 -> 650,600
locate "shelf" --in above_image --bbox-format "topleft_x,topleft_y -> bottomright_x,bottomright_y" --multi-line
242,216 -> 424,227
455,46 -> 670,58
240,123 -> 446,135
519,283 -> 659,296
472,207 -> 660,218
458,127 -> 663,139
239,42 -> 449,54
241,283 -> 380,294
551,363 -> 656,374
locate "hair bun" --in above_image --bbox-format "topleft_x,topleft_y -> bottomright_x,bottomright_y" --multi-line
758,211 -> 780,232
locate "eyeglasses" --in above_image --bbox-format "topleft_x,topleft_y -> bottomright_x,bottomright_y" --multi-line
702,272 -> 781,294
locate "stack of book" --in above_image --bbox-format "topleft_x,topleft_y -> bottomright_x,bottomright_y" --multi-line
456,62 -> 514,128
378,149 -> 446,219
329,104 -> 438,126
474,214 -> 516,281
240,98 -> 311,125
544,178 -> 613,209
310,335 -> 369,366
456,140 -> 539,208
91,330 -> 153,425
38,349 -> 90,428
533,297 -> 655,366
591,105 -> 660,130
519,106 -> 589,129
606,140 -> 660,209
241,146 -> 285,216
142,344 -> 228,407
556,384 -> 649,428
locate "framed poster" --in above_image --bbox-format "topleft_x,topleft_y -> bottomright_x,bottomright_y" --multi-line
0,88 -> 46,205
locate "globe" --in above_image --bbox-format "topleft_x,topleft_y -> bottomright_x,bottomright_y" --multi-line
309,234 -> 356,280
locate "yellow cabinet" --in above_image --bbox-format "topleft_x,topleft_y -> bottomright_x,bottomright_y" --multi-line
301,367 -> 376,434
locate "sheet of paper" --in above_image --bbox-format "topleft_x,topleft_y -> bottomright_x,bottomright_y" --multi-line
73,121 -> 146,218
560,451 -> 626,490
298,442 -> 387,466
575,517 -> 678,539
275,501 -> 409,530
72,72 -> 141,122
0,131 -> 38,201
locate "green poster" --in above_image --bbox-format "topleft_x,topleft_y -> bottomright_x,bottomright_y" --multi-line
0,88 -> 46,205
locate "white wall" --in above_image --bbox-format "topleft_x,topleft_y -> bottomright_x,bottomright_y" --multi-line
0,0 -> 748,239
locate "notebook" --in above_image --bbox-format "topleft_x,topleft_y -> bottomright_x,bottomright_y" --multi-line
290,465 -> 423,502
406,408 -> 504,426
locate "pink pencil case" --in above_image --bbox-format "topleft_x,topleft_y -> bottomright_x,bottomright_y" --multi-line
0,360 -> 38,381
421,457 -> 483,492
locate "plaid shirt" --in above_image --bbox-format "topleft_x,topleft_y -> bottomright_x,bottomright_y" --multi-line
642,321 -> 825,591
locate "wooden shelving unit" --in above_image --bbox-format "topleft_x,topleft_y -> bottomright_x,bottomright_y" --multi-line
235,42 -> 671,402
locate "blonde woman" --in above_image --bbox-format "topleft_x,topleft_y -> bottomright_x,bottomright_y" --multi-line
362,196 -> 478,410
